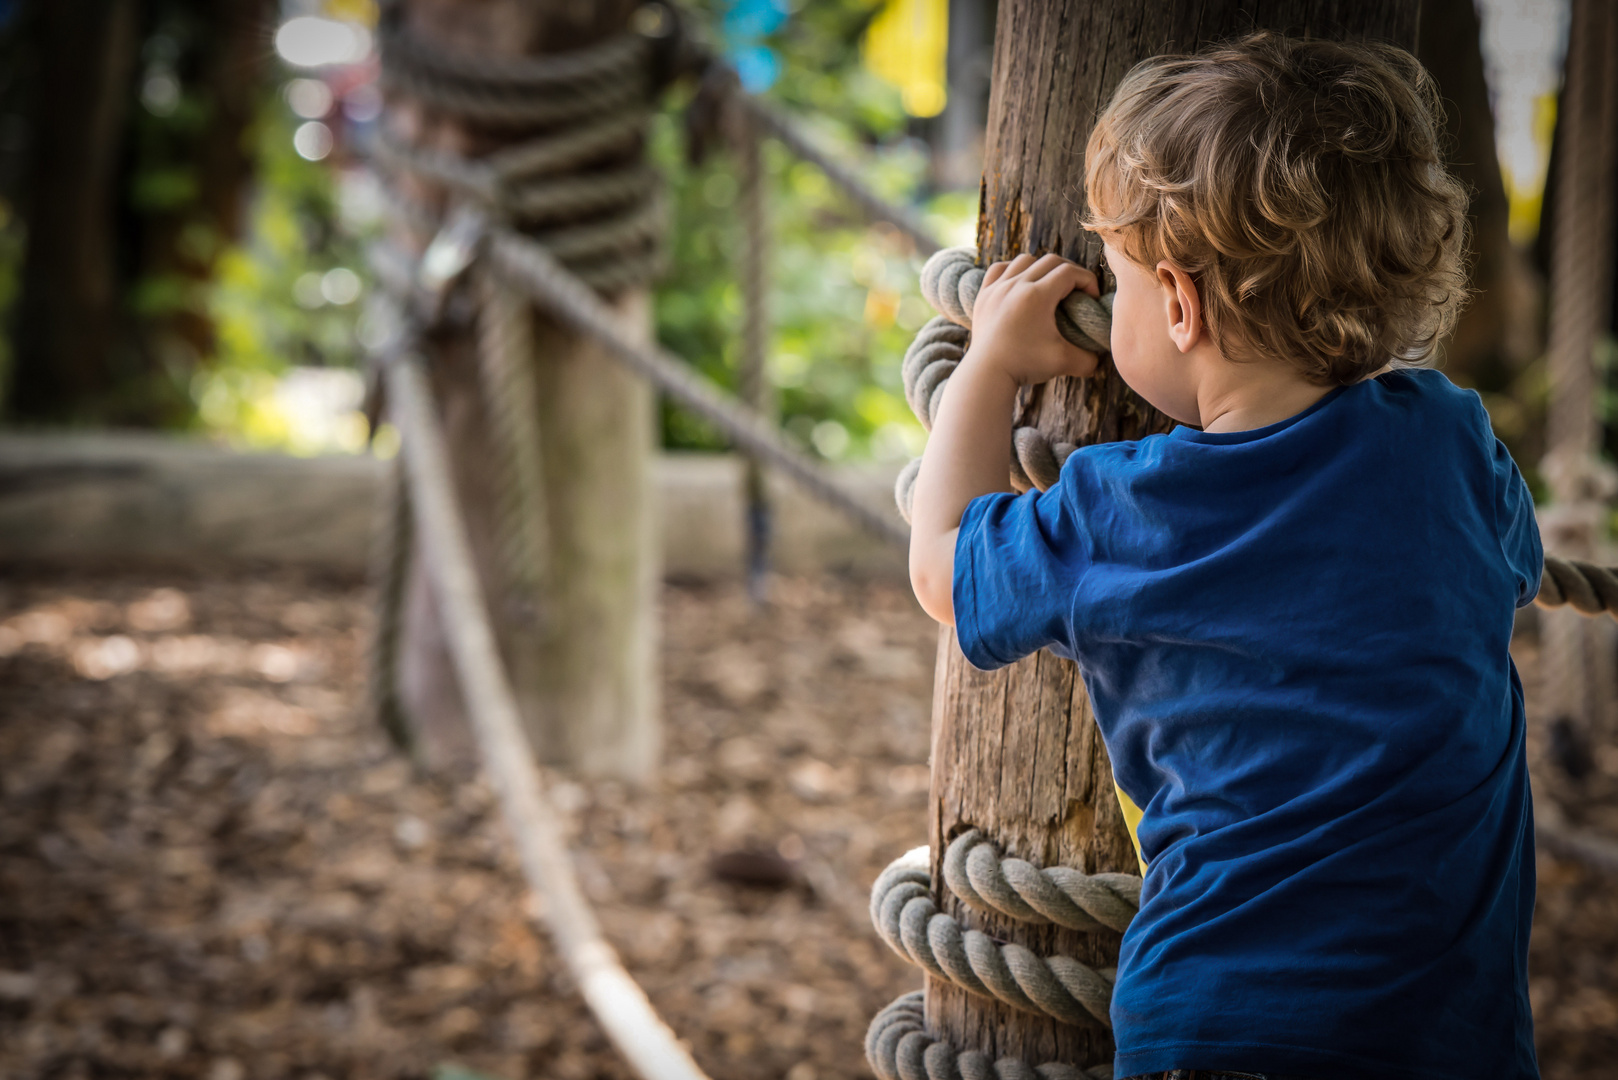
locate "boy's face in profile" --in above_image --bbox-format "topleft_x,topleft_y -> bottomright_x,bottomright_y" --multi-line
1099,236 -> 1204,426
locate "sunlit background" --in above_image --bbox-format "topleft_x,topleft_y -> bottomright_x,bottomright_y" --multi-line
0,0 -> 1577,460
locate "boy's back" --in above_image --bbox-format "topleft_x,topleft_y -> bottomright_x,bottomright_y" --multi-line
954,367 -> 1541,1079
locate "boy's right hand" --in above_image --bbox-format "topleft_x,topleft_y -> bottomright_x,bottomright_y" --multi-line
970,253 -> 1101,385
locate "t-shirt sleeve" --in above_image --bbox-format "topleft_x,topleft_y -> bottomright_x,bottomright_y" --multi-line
1492,438 -> 1542,608
953,483 -> 1089,670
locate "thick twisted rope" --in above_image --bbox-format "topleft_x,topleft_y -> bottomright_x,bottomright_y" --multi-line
871,848 -> 1116,1029
378,18 -> 655,128
866,992 -> 1113,1080
896,248 -> 1112,520
1539,556 -> 1618,617
943,830 -> 1140,935
377,19 -> 665,291
920,248 -> 1113,354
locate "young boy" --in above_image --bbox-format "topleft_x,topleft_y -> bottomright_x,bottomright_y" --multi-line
908,33 -> 1541,1080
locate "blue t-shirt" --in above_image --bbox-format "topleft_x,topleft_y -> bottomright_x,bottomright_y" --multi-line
953,369 -> 1542,1080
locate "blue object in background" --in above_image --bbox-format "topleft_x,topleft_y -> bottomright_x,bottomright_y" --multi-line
722,0 -> 788,92
0,0 -> 16,30
730,45 -> 782,93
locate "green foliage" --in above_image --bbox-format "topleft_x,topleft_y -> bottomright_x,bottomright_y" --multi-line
653,2 -> 975,462
194,85 -> 371,449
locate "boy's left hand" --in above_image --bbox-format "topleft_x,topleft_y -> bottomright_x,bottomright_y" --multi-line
970,253 -> 1101,385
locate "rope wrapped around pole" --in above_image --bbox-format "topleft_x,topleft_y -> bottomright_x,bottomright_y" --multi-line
942,830 -> 1140,934
866,992 -> 1113,1080
385,349 -> 712,1080
895,247 -> 1111,521
870,848 -> 1116,1029
375,16 -> 668,292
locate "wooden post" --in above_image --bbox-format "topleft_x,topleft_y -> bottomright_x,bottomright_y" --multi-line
926,2 -> 1419,1068
390,0 -> 659,779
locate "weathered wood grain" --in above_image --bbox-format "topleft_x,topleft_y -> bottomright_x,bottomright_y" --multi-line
927,0 -> 1420,1066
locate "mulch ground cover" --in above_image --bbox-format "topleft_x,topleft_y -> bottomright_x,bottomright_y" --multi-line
0,568 -> 1613,1080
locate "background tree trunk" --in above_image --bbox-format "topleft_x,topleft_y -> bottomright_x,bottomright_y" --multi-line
1418,0 -> 1539,400
391,0 -> 660,779
8,0 -> 138,423
5,0 -> 273,426
927,1 -> 1420,1068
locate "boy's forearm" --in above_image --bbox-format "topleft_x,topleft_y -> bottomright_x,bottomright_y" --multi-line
908,352 -> 1018,624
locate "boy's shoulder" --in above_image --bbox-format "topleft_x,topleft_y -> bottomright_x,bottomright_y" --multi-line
1368,365 -> 1485,418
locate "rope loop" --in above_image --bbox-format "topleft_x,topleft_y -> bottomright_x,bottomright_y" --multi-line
869,849 -> 1116,1029
865,992 -> 1113,1080
375,12 -> 670,292
917,248 -> 1113,355
942,830 -> 1140,935
896,248 -> 1112,520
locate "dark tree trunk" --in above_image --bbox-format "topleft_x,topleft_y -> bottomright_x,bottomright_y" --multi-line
1418,0 -> 1536,394
9,0 -> 139,423
927,1 -> 1420,1069
7,0 -> 274,426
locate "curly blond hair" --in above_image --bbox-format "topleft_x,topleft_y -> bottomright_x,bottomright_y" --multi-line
1083,32 -> 1471,385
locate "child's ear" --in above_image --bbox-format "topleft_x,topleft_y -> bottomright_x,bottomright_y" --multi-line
1156,261 -> 1204,354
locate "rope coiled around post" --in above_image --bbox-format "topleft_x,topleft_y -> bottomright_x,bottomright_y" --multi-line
376,15 -> 668,292
870,848 -> 1117,1029
896,248 -> 1114,521
943,830 -> 1140,934
866,992 -> 1113,1080
379,17 -> 657,128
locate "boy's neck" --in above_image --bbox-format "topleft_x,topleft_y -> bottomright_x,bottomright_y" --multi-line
1190,348 -> 1337,433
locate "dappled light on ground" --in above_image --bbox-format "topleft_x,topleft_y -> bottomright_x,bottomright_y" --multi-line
0,571 -> 939,1080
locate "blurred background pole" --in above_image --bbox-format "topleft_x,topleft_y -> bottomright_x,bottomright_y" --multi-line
935,0 -> 993,191
387,0 -> 659,779
734,99 -> 773,606
1540,0 -> 1618,758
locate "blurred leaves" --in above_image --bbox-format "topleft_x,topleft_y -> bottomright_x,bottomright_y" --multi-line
193,80 -> 371,450
653,0 -> 974,461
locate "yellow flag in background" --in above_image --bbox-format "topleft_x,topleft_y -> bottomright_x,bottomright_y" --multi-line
862,0 -> 949,117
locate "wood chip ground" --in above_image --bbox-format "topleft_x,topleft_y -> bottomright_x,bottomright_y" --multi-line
0,569 -> 1612,1080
